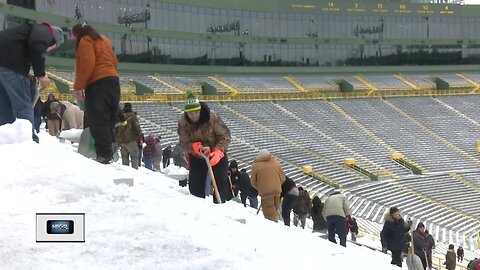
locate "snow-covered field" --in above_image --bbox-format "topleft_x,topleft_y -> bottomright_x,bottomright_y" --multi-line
0,120 -> 425,269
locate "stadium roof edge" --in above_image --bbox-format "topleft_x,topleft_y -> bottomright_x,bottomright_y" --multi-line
47,56 -> 480,75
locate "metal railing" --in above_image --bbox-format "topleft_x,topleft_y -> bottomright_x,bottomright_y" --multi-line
87,88 -> 476,104
431,255 -> 469,270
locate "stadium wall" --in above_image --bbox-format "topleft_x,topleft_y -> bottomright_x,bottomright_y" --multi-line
47,56 -> 480,75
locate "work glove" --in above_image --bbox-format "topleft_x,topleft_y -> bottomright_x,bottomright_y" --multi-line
209,148 -> 224,166
192,142 -> 203,156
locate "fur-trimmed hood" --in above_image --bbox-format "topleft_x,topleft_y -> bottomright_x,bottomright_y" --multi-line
384,212 -> 393,222
384,212 -> 398,223
380,211 -> 410,251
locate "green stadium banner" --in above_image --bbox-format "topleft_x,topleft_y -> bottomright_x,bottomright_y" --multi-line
201,82 -> 217,95
50,77 -> 70,94
131,80 -> 154,95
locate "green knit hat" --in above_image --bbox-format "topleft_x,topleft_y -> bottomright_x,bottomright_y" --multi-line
184,91 -> 201,112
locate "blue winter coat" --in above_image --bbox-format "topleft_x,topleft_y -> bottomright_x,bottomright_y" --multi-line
380,213 -> 410,251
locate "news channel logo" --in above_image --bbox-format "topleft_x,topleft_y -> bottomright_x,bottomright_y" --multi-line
36,213 -> 85,242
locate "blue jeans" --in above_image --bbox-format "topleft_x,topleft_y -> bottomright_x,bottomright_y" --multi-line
326,215 -> 347,247
0,67 -> 33,126
351,233 -> 357,242
295,213 -> 308,229
248,196 -> 258,209
30,79 -> 42,142
143,156 -> 154,170
204,172 -> 211,197
138,145 -> 143,167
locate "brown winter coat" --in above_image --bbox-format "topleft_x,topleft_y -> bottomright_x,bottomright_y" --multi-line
250,154 -> 285,197
445,249 -> 456,270
177,103 -> 231,156
61,101 -> 84,130
74,35 -> 118,90
294,189 -> 312,214
123,111 -> 141,143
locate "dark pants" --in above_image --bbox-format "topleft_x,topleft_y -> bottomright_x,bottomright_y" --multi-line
33,105 -> 42,134
84,77 -> 120,159
162,154 -> 170,168
427,251 -> 433,267
188,154 -> 231,203
390,249 -> 403,267
240,192 -> 248,207
419,256 -> 427,270
281,194 -> 298,226
240,192 -> 258,209
326,215 -> 347,247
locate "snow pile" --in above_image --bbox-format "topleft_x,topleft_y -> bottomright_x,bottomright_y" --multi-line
163,164 -> 189,180
59,128 -> 84,143
0,119 -> 32,144
0,119 -> 401,269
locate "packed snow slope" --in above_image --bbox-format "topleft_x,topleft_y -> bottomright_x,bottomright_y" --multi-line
0,120 -> 400,269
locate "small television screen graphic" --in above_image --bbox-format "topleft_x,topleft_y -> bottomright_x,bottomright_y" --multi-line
46,220 -> 74,234
36,213 -> 84,242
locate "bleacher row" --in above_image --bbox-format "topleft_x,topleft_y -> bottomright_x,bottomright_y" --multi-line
131,96 -> 480,254
49,69 -> 480,94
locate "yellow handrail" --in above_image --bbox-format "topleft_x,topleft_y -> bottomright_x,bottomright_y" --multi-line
41,87 -> 480,104
431,255 -> 469,270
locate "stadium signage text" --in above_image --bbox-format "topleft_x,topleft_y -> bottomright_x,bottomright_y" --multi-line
288,0 -> 456,16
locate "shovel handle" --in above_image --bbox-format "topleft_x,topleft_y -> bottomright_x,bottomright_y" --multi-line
201,152 -> 222,203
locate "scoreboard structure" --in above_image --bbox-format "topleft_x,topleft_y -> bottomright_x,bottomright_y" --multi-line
285,0 -> 457,16
2,0 -> 480,67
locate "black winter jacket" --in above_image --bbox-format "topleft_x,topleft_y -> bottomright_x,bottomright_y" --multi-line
310,196 -> 326,231
281,176 -> 296,198
0,23 -> 54,77
238,171 -> 257,197
380,213 -> 410,251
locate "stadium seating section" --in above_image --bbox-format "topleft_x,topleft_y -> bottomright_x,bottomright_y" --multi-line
47,69 -> 480,94
49,68 -> 480,251
132,95 -> 480,251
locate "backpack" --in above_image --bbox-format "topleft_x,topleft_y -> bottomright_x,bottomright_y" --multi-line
115,116 -> 133,144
